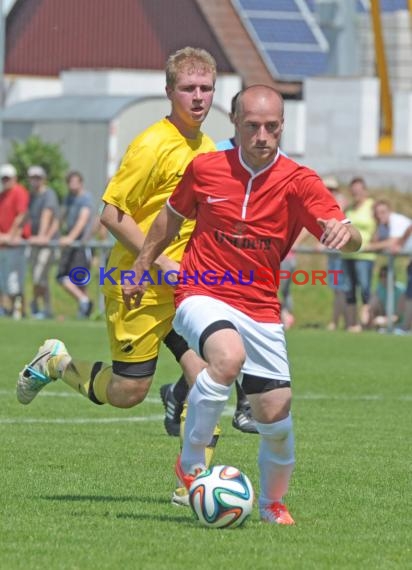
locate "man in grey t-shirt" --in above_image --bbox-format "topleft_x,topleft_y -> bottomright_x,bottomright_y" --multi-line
57,171 -> 94,318
27,165 -> 60,318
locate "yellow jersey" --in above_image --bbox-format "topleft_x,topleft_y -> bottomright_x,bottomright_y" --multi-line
343,198 -> 376,261
101,118 -> 215,303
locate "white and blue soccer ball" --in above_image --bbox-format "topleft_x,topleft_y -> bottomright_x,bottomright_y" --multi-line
189,465 -> 254,529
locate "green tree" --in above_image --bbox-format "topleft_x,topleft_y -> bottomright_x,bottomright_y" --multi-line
8,135 -> 69,200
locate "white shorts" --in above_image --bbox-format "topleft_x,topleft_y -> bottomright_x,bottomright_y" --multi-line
173,295 -> 291,382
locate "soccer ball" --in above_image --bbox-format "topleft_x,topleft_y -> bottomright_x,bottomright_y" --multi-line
189,465 -> 254,529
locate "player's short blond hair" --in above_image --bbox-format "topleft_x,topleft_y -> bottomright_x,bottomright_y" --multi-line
166,47 -> 217,89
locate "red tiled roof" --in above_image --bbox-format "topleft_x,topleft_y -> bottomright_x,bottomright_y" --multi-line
6,0 -> 234,76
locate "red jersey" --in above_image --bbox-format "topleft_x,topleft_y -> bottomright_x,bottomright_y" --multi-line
168,148 -> 346,323
0,183 -> 30,237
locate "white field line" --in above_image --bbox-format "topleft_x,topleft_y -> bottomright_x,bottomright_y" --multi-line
1,389 -> 411,402
297,394 -> 412,401
0,391 -> 410,425
0,415 -> 166,424
0,390 -> 160,403
0,409 -> 236,425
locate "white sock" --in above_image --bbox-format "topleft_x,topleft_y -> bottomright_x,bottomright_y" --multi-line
256,414 -> 295,507
181,368 -> 232,472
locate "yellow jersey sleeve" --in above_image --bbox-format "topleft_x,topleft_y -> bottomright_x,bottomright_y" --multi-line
102,143 -> 157,216
101,118 -> 215,304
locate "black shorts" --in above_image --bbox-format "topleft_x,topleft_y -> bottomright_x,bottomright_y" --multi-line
56,246 -> 91,283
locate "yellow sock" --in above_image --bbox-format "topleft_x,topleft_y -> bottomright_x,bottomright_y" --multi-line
48,356 -> 112,404
179,402 -> 221,468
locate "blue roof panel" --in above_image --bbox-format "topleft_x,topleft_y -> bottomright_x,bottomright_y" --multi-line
232,0 -> 329,80
267,49 -> 329,78
380,0 -> 407,11
250,18 -> 318,44
357,0 -> 408,11
356,0 -> 367,12
237,0 -> 300,12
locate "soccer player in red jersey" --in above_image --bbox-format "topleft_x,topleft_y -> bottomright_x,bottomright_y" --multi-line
123,85 -> 362,524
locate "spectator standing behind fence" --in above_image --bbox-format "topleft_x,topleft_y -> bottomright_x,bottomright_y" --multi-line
341,177 -> 376,332
57,171 -> 94,318
0,164 -> 30,318
393,224 -> 412,333
367,200 -> 412,252
26,165 -> 60,319
365,200 -> 411,332
321,177 -> 348,331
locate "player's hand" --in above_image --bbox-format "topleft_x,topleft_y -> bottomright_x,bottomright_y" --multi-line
317,218 -> 352,250
122,278 -> 147,311
121,261 -> 149,310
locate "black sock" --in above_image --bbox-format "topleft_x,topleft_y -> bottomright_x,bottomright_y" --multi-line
172,375 -> 189,404
235,379 -> 248,409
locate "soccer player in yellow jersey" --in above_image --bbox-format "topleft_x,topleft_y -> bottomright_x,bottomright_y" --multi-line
16,48 -> 216,450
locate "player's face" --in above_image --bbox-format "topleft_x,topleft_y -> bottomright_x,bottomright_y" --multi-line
235,91 -> 284,171
167,67 -> 215,137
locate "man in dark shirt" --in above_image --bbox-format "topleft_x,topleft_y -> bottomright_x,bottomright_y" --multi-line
27,165 -> 59,319
57,171 -> 94,318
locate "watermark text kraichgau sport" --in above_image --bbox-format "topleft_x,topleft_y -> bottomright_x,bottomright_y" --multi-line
68,266 -> 343,287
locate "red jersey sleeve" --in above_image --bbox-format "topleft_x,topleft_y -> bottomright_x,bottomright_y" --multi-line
167,160 -> 198,219
15,185 -> 30,215
16,185 -> 31,238
292,170 -> 347,240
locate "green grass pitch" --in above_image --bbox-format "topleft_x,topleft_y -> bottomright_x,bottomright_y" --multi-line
1,319 -> 411,569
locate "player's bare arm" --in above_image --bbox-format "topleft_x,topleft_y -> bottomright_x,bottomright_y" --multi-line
101,203 -> 179,272
101,203 -> 147,256
122,204 -> 184,309
317,218 -> 362,252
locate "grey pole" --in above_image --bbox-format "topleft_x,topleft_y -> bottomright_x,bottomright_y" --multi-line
317,0 -> 360,76
385,253 -> 395,334
0,0 -> 5,163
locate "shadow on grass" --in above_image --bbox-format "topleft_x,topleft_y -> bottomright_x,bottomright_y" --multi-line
40,494 -> 196,525
40,494 -> 170,505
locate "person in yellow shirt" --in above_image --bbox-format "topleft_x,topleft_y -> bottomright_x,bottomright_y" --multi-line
16,49 -> 218,503
341,177 -> 376,331
18,45 -> 216,406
